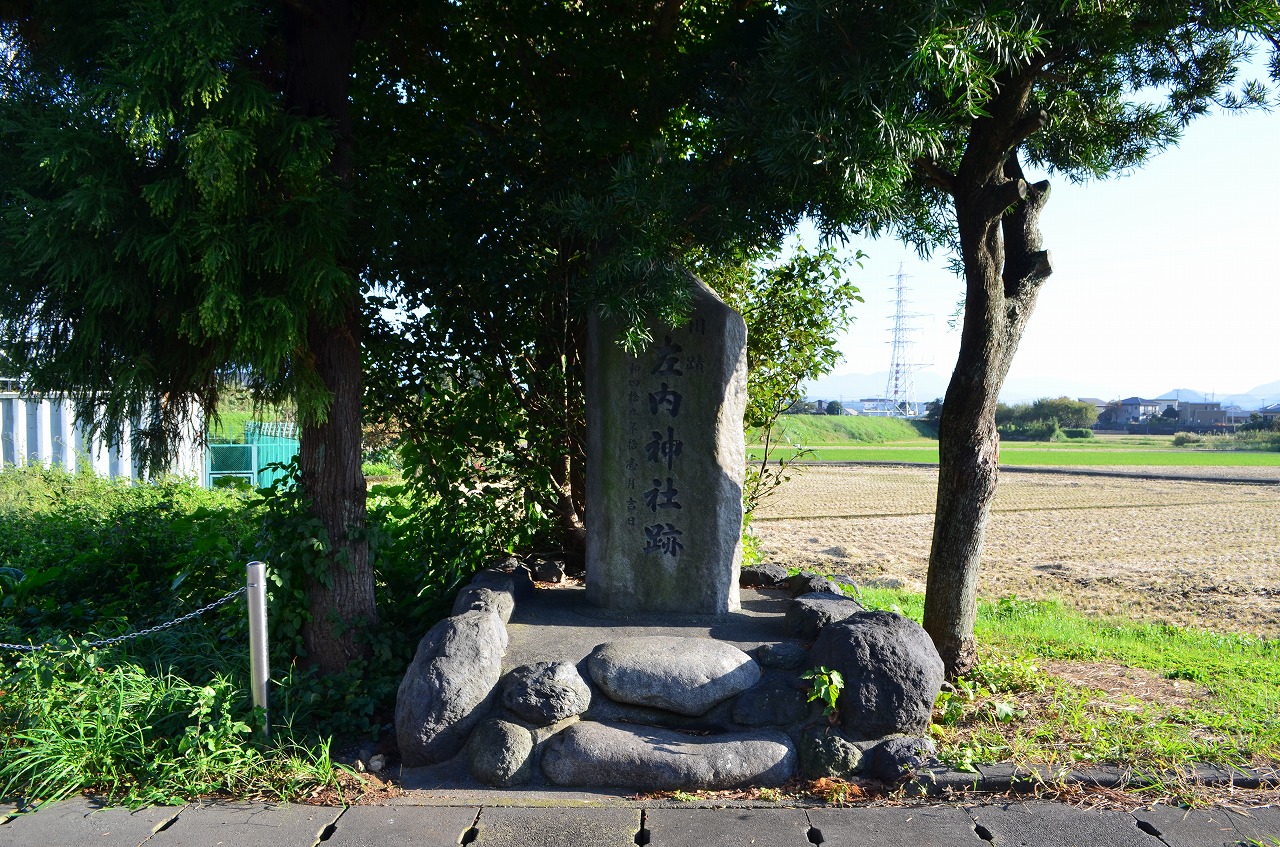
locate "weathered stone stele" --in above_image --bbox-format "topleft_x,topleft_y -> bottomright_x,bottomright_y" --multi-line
585,272 -> 747,614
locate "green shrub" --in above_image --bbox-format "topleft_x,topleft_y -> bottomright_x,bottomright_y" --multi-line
1059,428 -> 1094,439
999,420 -> 1060,442
1171,432 -> 1203,447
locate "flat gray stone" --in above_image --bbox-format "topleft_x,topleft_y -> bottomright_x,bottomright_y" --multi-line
147,802 -> 341,847
0,798 -> 180,847
586,273 -> 747,615
1131,803 -> 1280,847
970,802 -> 1163,847
324,806 -> 479,847
808,806 -> 988,846
588,635 -> 760,716
541,720 -> 797,790
395,610 -> 509,766
644,808 -> 812,846
471,807 -> 639,847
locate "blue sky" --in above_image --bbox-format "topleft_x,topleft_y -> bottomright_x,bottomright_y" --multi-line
814,88 -> 1280,404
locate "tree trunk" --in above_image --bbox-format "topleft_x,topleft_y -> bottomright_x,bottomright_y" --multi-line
923,127 -> 1052,677
283,0 -> 378,674
299,308 -> 377,674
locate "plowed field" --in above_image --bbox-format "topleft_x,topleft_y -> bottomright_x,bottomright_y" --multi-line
751,465 -> 1280,637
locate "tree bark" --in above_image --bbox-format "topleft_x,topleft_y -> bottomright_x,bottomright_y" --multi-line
299,308 -> 377,674
923,82 -> 1053,677
283,0 -> 378,674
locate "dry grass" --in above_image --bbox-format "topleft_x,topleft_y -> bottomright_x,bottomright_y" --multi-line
751,465 -> 1280,637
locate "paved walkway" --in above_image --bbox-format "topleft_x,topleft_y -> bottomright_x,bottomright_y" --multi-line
3,797 -> 1279,847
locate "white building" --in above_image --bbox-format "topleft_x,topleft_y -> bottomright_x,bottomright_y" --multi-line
0,389 -> 205,481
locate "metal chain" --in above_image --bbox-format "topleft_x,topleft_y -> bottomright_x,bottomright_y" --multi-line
0,586 -> 248,654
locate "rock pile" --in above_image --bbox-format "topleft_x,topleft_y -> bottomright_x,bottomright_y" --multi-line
394,561 -> 946,789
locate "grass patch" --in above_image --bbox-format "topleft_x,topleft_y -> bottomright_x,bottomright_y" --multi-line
851,589 -> 1280,777
757,445 -> 1280,466
750,415 -> 936,444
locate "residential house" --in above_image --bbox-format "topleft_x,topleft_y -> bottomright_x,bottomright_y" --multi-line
1117,397 -> 1164,421
1178,402 -> 1226,425
1259,402 -> 1280,425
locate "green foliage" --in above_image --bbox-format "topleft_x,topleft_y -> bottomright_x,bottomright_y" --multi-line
0,466 -> 256,643
824,400 -> 844,416
1058,428 -> 1094,440
0,1 -> 361,469
801,666 -> 845,718
0,642 -> 343,807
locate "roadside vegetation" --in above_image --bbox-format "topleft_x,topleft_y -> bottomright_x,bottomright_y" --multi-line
748,421 -> 1280,466
0,464 -> 531,807
852,586 -> 1280,785
750,415 -> 936,445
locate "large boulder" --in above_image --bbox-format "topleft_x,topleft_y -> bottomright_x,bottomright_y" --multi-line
501,661 -> 592,725
807,611 -> 944,740
587,636 -> 760,716
786,593 -> 864,640
541,721 -> 797,790
395,610 -> 508,766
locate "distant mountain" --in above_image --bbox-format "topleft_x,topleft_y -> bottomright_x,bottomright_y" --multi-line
1153,388 -> 1206,403
1244,379 -> 1280,401
1153,383 -> 1280,409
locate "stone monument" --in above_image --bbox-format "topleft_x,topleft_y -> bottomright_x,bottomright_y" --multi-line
585,271 -> 747,614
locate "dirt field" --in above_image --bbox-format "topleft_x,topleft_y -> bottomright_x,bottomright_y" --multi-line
751,464 -> 1280,637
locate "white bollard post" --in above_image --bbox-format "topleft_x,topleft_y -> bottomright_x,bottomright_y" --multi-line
246,561 -> 270,738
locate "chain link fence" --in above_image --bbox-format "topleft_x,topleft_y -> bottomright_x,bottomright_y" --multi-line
0,586 -> 247,654
0,562 -> 272,733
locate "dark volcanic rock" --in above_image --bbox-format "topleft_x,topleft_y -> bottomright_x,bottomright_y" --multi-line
740,564 -> 789,587
753,641 -> 809,670
785,572 -> 844,597
541,721 -> 797,790
798,725 -> 864,779
807,611 -> 945,740
785,593 -> 864,640
731,673 -> 811,728
395,610 -> 508,766
587,636 -> 761,717
502,661 -> 592,725
863,735 -> 939,782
